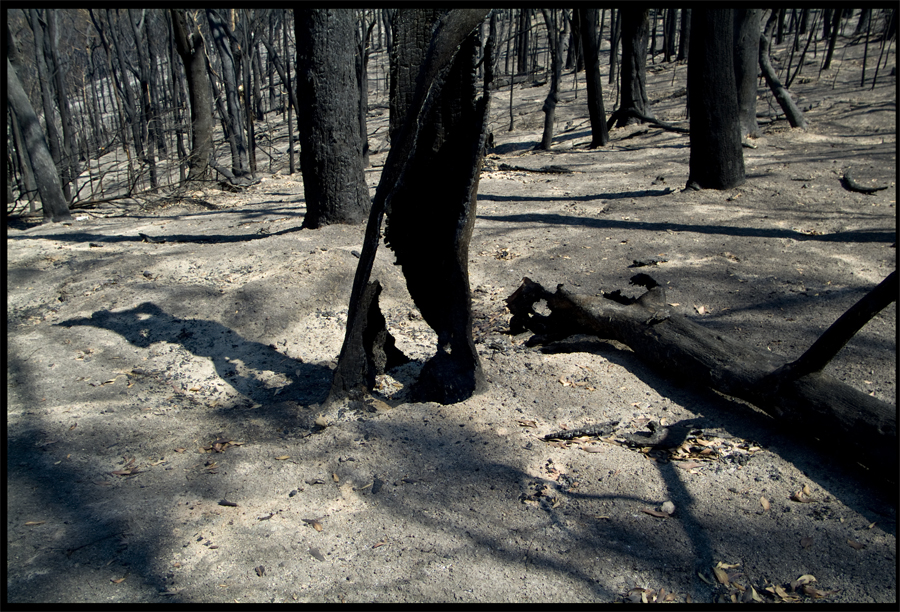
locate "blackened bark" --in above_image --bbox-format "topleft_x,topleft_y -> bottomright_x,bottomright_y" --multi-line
822,9 -> 842,70
608,9 -> 620,85
295,9 -> 370,228
6,26 -> 72,223
664,8 -> 678,62
171,9 -> 214,181
206,9 -> 252,181
507,277 -> 897,484
614,9 -> 653,127
734,9 -> 762,138
128,9 -> 158,189
384,11 -> 488,403
537,9 -> 563,150
389,9 -> 442,145
578,8 -> 609,148
27,10 -> 65,198
329,9 -> 490,406
687,9 -> 745,190
759,25 -> 809,130
677,9 -> 691,61
45,10 -> 79,200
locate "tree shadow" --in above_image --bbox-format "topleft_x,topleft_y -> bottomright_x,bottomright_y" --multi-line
478,211 -> 894,243
57,302 -> 332,406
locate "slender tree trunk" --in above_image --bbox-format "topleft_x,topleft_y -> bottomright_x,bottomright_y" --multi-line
6,26 -> 72,223
295,9 -> 371,228
759,21 -> 809,129
283,9 -> 295,175
171,9 -> 214,182
734,9 -> 762,138
677,9 -> 691,61
28,10 -> 66,197
206,9 -> 252,181
687,9 -> 745,190
823,8 -> 842,70
613,8 -> 653,127
537,9 -> 563,150
579,8 -> 609,148
45,10 -> 79,201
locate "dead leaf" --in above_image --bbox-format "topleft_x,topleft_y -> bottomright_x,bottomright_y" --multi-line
309,547 -> 325,562
676,461 -> 703,471
867,521 -> 877,529
791,574 -> 816,589
713,565 -> 730,585
802,483 -> 812,496
174,448 -> 186,453
847,539 -> 866,550
373,540 -> 387,549
581,445 -> 604,453
24,521 -> 46,526
774,585 -> 790,599
800,536 -> 814,549
189,386 -> 201,392
760,496 -> 771,512
111,576 -> 127,584
218,499 -> 238,507
254,565 -> 265,577
694,305 -> 707,315
315,415 -> 329,427
275,455 -> 290,461
332,473 -> 339,482
109,469 -> 132,476
516,419 -> 537,428
790,490 -> 814,503
149,458 -> 166,466
641,508 -> 669,518
302,518 -> 323,532
750,586 -> 763,602
697,571 -> 715,585
69,423 -> 77,430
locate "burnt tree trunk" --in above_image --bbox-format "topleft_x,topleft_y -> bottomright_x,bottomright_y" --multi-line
206,9 -> 252,182
536,8 -> 563,150
677,9 -> 691,61
578,8 -> 609,148
687,9 -> 745,190
507,276 -> 897,484
6,24 -> 72,223
171,9 -> 214,182
295,9 -> 371,228
389,9 -> 442,145
329,9 -> 490,406
759,20 -> 809,129
613,8 -> 653,127
734,9 -> 762,138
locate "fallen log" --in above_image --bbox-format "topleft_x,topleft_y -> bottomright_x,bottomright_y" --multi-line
506,276 -> 897,482
841,170 -> 890,194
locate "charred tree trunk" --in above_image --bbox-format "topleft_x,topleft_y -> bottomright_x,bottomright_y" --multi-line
687,9 -> 745,190
329,9 -> 490,406
389,9 -> 442,145
578,8 -> 609,148
356,15 -> 377,167
536,9 -> 563,150
677,9 -> 691,61
822,9 -> 842,70
734,9 -> 762,138
613,8 -> 653,127
44,10 -> 79,201
6,25 -> 72,223
759,20 -> 809,130
507,275 -> 897,484
171,9 -> 214,182
295,9 -> 371,228
206,9 -> 252,182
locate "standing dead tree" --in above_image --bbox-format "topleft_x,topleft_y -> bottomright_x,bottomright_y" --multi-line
328,9 -> 491,407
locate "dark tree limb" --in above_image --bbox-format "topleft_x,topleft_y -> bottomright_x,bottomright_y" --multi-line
758,28 -> 808,129
766,271 -> 897,383
507,276 -> 897,482
841,170 -> 890,194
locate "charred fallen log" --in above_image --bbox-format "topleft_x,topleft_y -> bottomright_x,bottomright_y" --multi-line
507,275 -> 897,482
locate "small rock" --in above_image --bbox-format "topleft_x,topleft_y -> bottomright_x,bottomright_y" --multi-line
660,501 -> 675,516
